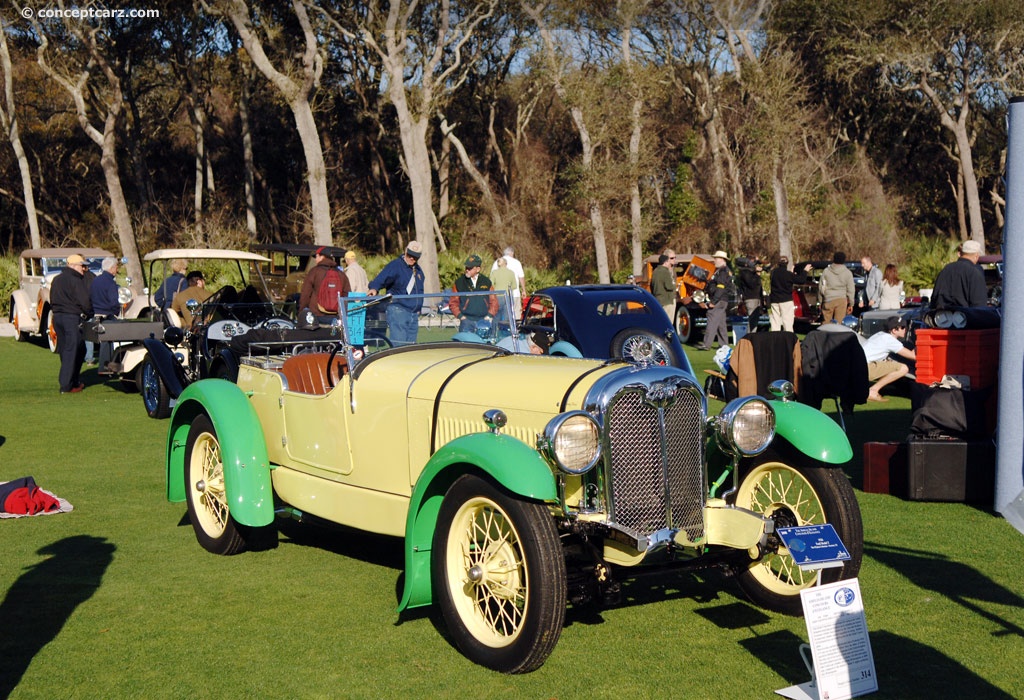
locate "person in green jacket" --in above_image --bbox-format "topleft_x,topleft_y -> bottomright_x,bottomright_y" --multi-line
651,249 -> 677,322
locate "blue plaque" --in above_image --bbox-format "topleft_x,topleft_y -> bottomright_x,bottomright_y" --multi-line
776,524 -> 851,570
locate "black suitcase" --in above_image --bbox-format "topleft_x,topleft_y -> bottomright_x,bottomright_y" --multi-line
906,437 -> 995,503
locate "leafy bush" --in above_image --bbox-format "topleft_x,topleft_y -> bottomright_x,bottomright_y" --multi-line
0,254 -> 18,306
902,236 -> 958,294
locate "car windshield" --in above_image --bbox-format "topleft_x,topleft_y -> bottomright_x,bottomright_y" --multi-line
41,256 -> 105,276
335,290 -> 521,354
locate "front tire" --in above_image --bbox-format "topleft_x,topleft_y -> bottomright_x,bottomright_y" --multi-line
732,448 -> 863,615
140,354 -> 171,419
184,415 -> 247,555
433,474 -> 566,673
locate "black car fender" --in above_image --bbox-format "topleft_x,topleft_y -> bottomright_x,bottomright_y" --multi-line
142,336 -> 188,398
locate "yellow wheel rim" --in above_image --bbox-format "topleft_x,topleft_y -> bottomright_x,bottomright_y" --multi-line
188,431 -> 229,538
737,461 -> 826,595
445,496 -> 528,648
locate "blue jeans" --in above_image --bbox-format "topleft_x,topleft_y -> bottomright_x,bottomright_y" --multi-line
386,305 -> 419,345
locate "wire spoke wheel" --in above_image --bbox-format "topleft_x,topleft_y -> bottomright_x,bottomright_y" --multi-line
434,475 -> 565,673
184,415 -> 246,555
733,449 -> 863,614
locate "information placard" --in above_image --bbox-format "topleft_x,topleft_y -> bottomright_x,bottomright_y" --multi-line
799,578 -> 877,700
777,524 -> 851,570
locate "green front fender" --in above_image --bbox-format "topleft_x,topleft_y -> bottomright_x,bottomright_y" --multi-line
771,400 -> 853,464
165,379 -> 274,527
398,433 -> 558,612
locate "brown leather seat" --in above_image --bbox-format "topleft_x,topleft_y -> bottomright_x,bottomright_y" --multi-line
280,352 -> 346,395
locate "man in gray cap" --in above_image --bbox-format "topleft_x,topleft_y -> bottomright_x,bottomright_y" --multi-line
929,239 -> 988,309
368,241 -> 426,345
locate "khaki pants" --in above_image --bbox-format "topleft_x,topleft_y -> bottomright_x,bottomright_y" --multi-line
821,297 -> 848,324
769,301 -> 795,332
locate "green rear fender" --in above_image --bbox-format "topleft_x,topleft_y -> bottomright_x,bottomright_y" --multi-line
771,400 -> 853,464
398,433 -> 557,612
165,379 -> 274,527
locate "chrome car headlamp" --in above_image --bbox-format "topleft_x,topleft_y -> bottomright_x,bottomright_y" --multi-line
117,286 -> 133,305
692,289 -> 708,304
540,411 -> 601,475
715,397 -> 775,456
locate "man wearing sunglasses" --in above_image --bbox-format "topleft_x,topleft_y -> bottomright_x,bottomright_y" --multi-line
50,254 -> 94,394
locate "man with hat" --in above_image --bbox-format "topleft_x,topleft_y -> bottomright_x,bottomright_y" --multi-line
344,249 -> 369,294
449,254 -> 499,332
929,239 -> 988,309
698,250 -> 734,351
171,270 -> 212,327
369,241 -> 426,345
862,315 -> 915,401
50,254 -> 93,393
299,246 -> 351,320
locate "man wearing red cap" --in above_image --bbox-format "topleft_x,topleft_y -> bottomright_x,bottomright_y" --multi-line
50,254 -> 93,393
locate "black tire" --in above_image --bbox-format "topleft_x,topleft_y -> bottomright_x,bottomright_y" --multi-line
433,474 -> 566,673
140,354 -> 171,419
675,306 -> 693,344
183,415 -> 248,555
732,448 -> 863,615
610,328 -> 675,366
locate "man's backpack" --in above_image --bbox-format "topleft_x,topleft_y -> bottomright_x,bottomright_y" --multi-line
317,267 -> 344,313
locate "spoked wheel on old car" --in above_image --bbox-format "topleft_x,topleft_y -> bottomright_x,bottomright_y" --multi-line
732,448 -> 863,615
610,328 -> 675,366
140,354 -> 171,419
184,414 -> 247,555
43,309 -> 58,352
432,474 -> 566,674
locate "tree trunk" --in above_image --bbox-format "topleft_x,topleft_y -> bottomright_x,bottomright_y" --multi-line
629,97 -> 643,277
101,109 -> 142,294
238,49 -> 257,239
772,154 -> 792,262
291,95 -> 332,245
191,101 -> 206,239
0,26 -> 40,248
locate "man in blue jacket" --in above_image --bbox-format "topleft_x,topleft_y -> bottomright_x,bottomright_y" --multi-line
368,241 -> 425,345
90,257 -> 121,372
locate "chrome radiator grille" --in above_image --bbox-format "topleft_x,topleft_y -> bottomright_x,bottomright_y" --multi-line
605,386 -> 705,542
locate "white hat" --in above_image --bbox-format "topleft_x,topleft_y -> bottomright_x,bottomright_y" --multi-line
713,250 -> 729,260
960,240 -> 982,255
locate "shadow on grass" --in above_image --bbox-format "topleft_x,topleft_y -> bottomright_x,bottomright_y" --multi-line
0,535 -> 115,699
865,541 -> 1024,638
870,630 -> 1017,698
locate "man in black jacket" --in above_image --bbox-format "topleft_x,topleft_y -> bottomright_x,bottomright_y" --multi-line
698,251 -> 734,350
768,257 -> 811,332
50,254 -> 93,393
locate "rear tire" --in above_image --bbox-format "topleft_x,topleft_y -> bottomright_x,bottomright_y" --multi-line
184,415 -> 247,555
141,354 -> 171,419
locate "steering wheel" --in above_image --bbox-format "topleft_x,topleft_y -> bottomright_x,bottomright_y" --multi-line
326,343 -> 343,389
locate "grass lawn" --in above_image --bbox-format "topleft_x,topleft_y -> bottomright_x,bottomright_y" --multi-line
1,338 -> 1022,699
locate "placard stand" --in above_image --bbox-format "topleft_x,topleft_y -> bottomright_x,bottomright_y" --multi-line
774,525 -> 877,700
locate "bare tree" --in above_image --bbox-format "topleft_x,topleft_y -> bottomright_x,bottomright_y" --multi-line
213,0 -> 332,245
28,5 -> 144,294
318,0 -> 500,293
0,10 -> 39,248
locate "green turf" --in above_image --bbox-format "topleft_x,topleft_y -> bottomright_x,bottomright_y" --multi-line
1,337 -> 1021,699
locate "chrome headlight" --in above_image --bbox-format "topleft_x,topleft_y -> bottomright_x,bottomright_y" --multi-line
117,286 -> 133,305
715,397 -> 775,456
540,411 -> 601,475
692,289 -> 708,304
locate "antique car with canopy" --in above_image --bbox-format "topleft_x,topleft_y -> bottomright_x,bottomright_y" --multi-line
164,289 -> 863,673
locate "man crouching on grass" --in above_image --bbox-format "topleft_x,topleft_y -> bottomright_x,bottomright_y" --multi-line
862,316 -> 915,402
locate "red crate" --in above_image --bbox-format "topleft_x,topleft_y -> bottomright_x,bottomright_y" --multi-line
915,328 -> 1000,388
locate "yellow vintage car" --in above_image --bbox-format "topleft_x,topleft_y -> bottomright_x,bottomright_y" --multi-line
165,290 -> 862,673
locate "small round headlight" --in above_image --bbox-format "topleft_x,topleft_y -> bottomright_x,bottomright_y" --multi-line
541,411 -> 601,475
716,397 -> 775,456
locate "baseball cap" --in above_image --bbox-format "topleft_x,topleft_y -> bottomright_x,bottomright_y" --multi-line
885,316 -> 907,332
345,250 -> 357,261
464,254 -> 482,269
67,254 -> 86,266
406,241 -> 422,259
960,240 -> 982,255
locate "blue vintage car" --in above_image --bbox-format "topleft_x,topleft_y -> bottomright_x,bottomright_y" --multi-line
519,284 -> 691,371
